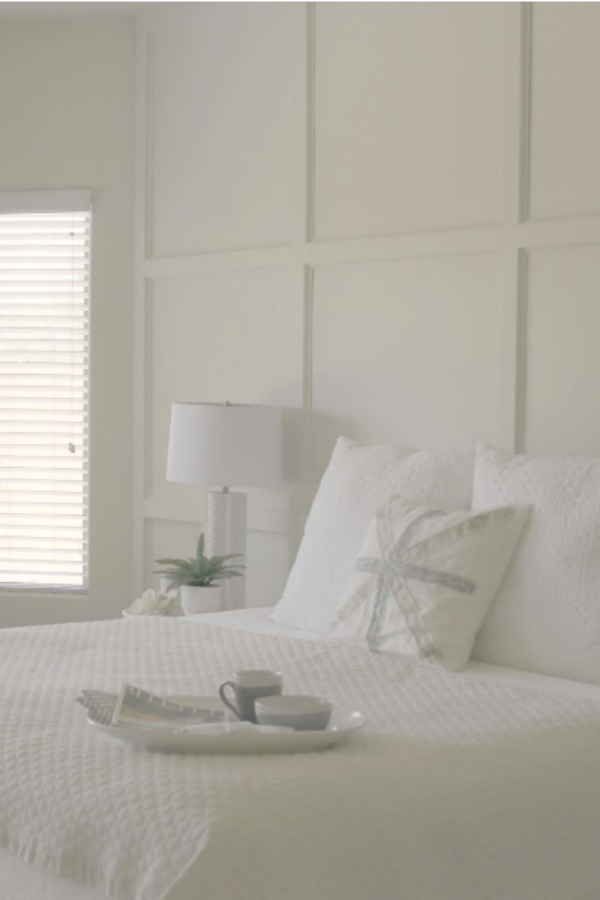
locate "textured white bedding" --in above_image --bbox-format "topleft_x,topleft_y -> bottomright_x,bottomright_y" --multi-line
2,611 -> 600,900
199,606 -> 600,700
192,605 -> 323,641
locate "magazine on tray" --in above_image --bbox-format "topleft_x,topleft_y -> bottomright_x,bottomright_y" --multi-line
77,684 -> 224,728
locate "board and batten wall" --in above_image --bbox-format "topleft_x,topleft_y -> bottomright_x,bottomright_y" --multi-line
134,3 -> 600,607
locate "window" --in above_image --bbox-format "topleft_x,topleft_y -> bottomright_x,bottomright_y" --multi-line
0,191 -> 91,590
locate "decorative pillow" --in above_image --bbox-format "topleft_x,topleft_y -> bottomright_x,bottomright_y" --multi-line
472,443 -> 600,684
328,494 -> 528,670
271,437 -> 475,634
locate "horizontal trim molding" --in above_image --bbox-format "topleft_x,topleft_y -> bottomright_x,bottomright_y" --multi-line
142,215 -> 600,281
519,216 -> 600,245
144,245 -> 304,278
144,501 -> 290,535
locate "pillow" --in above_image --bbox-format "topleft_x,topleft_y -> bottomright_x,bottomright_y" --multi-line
328,494 -> 528,670
271,437 -> 475,634
472,443 -> 600,684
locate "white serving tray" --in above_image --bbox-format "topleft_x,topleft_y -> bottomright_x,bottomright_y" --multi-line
86,696 -> 366,755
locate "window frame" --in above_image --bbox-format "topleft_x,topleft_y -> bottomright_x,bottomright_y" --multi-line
0,190 -> 92,594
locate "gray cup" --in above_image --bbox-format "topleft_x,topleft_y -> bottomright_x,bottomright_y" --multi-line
218,669 -> 283,723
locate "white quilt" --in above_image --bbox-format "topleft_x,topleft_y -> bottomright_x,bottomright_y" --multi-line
2,617 -> 600,900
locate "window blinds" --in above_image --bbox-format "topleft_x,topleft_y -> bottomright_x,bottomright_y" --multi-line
0,192 -> 91,590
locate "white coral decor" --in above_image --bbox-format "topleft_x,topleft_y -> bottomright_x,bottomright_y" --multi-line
127,589 -> 174,616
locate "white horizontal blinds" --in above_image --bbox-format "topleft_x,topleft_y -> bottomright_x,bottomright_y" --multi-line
0,192 -> 91,589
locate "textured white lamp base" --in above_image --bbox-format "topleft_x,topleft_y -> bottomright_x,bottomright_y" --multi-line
203,490 -> 247,610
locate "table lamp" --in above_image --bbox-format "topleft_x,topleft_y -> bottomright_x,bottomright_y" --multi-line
166,401 -> 282,609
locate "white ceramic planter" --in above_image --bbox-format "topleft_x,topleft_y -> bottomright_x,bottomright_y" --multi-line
180,584 -> 223,616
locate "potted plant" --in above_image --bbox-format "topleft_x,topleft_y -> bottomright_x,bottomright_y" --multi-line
155,533 -> 244,615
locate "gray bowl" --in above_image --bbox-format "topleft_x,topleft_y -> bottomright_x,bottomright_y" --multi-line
254,694 -> 333,731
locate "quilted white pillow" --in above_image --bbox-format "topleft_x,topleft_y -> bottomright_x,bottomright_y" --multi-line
271,437 -> 474,634
328,494 -> 528,670
472,443 -> 600,684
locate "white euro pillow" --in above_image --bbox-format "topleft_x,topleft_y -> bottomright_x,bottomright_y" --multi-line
472,442 -> 600,684
271,437 -> 474,634
328,494 -> 528,670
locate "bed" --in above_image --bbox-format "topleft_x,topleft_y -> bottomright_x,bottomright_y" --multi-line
2,439 -> 600,900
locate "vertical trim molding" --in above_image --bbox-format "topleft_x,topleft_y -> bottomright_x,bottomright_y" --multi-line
132,20 -> 153,596
498,249 -> 529,455
518,3 -> 533,224
302,264 -> 314,495
144,30 -> 156,260
501,2 -> 533,225
142,280 -> 154,502
305,2 -> 317,243
513,249 -> 529,453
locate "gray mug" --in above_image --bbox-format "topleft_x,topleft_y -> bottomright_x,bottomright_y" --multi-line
218,669 -> 283,723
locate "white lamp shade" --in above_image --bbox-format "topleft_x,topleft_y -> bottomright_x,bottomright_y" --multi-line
166,402 -> 282,488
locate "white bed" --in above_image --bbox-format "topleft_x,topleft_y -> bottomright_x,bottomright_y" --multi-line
3,439 -> 600,900
2,607 -> 600,900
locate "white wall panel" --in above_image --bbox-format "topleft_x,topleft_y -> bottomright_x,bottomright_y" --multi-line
143,265 -> 303,608
525,245 -> 600,455
313,3 -> 504,240
148,266 -> 304,505
529,4 -> 600,220
311,254 -> 508,474
150,4 -> 306,257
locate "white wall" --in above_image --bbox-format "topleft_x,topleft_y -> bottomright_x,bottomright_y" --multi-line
0,15 -> 136,625
135,3 -> 600,606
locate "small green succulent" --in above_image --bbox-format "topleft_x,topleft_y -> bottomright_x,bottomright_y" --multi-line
155,533 -> 244,590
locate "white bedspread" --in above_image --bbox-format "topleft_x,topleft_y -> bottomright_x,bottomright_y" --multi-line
2,617 -> 600,900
